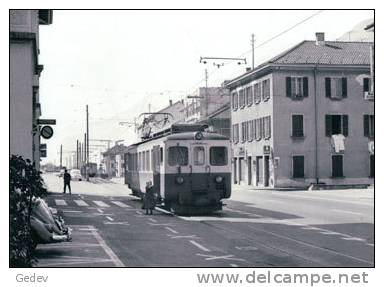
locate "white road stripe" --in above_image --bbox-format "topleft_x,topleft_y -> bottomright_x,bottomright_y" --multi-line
90,229 -> 124,267
97,208 -> 104,214
55,199 -> 67,206
341,237 -> 365,242
165,227 -> 178,234
74,200 -> 89,206
230,264 -> 239,267
148,218 -> 157,223
106,216 -> 114,221
189,240 -> 211,252
111,201 -> 131,208
93,201 -> 110,207
333,209 -> 363,216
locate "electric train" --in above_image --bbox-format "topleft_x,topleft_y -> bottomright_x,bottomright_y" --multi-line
124,124 -> 231,214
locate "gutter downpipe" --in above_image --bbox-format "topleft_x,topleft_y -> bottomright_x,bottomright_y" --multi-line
313,65 -> 319,184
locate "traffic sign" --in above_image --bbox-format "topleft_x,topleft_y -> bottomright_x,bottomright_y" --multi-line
40,125 -> 54,139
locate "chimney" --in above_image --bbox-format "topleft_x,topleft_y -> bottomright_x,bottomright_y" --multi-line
315,32 -> 325,46
169,99 -> 173,106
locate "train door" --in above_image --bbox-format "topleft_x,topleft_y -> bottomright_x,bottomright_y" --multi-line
152,145 -> 162,198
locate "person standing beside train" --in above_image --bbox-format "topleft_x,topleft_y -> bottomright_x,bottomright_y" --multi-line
144,181 -> 156,215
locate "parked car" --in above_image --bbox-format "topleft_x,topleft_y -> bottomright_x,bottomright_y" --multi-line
30,198 -> 71,248
70,169 -> 82,181
58,169 -> 65,177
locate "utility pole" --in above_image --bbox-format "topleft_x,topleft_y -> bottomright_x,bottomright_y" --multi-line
76,139 -> 79,169
205,68 -> 208,119
60,144 -> 62,168
251,33 -> 255,69
86,105 -> 90,181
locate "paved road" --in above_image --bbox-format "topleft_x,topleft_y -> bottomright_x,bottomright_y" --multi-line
35,173 -> 374,267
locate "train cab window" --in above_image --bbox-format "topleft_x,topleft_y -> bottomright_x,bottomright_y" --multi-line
168,146 -> 189,166
193,146 -> 205,166
160,147 -> 164,164
210,147 -> 228,166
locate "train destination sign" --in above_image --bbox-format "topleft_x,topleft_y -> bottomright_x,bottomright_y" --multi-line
40,125 -> 54,139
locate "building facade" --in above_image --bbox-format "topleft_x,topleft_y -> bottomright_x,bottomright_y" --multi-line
10,10 -> 52,169
184,87 -> 231,138
226,34 -> 374,188
102,144 -> 129,177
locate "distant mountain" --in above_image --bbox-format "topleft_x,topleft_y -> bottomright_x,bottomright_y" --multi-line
337,18 -> 374,42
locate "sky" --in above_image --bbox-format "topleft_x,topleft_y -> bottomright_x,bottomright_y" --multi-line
37,9 -> 374,165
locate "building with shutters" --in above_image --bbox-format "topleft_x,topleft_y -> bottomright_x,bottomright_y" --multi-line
225,33 -> 374,188
10,10 -> 53,170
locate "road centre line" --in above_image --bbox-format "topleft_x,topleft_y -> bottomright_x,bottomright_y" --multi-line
230,264 -> 239,267
106,216 -> 114,221
341,237 -> 365,242
171,235 -> 198,239
165,227 -> 179,234
55,199 -> 67,206
332,209 -> 364,216
93,201 -> 110,207
97,208 -> 104,214
196,253 -> 246,262
189,240 -> 211,252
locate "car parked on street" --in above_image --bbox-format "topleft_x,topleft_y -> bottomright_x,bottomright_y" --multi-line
30,198 -> 71,248
70,169 -> 82,181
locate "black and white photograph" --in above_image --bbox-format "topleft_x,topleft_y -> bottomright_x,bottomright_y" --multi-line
6,6 -> 379,287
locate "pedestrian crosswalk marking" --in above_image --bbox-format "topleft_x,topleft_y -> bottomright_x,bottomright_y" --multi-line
111,201 -> 131,208
74,200 -> 89,207
55,199 -> 67,206
93,201 -> 110,207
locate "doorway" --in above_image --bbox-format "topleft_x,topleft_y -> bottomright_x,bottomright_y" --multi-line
264,156 -> 270,187
256,156 -> 262,186
247,156 -> 252,185
370,155 -> 374,178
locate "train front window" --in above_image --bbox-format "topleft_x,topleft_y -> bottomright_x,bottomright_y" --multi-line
210,146 -> 228,166
168,146 -> 189,166
193,146 -> 205,166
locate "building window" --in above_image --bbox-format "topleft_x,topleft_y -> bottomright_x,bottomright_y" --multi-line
232,92 -> 238,110
246,86 -> 253,106
252,119 -> 257,140
325,115 -> 348,137
146,150 -> 150,171
233,124 -> 239,143
292,156 -> 304,178
193,146 -> 205,166
364,115 -> 374,138
363,77 -> 371,94
332,155 -> 343,178
256,118 -> 262,141
292,115 -> 304,137
262,79 -> 270,101
160,147 -> 163,164
286,77 -> 308,99
325,77 -> 347,99
260,117 -> 265,139
264,116 -> 271,139
247,120 -> 254,141
239,89 -> 245,108
254,83 -> 261,104
241,122 -> 247,142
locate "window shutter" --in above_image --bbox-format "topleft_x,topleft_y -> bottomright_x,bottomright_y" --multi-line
325,115 -> 332,137
364,115 -> 369,137
303,77 -> 308,97
325,78 -> 331,98
363,78 -> 370,92
342,77 -> 348,98
342,115 -> 348,137
286,77 -> 291,98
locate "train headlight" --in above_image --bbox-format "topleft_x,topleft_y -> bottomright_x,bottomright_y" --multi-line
175,176 -> 184,184
215,176 -> 223,183
194,131 -> 203,140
